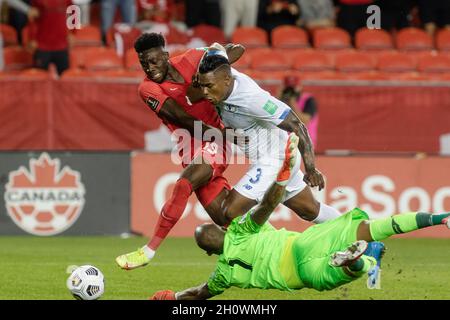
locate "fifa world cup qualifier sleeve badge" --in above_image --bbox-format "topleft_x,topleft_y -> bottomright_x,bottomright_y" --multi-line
146,96 -> 160,111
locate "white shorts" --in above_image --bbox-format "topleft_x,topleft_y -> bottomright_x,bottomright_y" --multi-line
233,150 -> 307,203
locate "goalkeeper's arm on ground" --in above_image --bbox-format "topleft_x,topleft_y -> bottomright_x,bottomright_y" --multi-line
151,283 -> 213,300
174,283 -> 212,300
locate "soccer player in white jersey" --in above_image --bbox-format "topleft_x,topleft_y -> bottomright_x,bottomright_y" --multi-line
195,49 -> 341,224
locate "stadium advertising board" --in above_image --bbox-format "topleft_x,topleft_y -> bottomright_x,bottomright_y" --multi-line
131,153 -> 450,238
0,152 -> 130,236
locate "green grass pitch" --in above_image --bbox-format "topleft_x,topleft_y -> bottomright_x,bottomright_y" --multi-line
0,236 -> 449,300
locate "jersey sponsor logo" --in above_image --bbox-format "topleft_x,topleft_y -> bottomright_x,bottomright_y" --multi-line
249,168 -> 262,184
222,103 -> 238,113
263,100 -> 278,115
146,96 -> 160,111
4,153 -> 85,236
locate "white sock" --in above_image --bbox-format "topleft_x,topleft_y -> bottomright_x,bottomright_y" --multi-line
142,245 -> 156,260
312,203 -> 341,224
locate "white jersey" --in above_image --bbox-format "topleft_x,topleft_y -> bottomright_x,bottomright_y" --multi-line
217,69 -> 307,202
217,68 -> 292,161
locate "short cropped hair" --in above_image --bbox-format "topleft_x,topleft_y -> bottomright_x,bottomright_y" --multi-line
199,54 -> 230,74
134,33 -> 165,53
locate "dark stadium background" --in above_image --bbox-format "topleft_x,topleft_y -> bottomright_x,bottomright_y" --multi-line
0,0 -> 449,300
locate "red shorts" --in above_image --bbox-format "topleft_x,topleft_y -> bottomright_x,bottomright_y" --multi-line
189,141 -> 231,207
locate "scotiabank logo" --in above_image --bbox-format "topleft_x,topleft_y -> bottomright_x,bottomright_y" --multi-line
4,153 -> 85,236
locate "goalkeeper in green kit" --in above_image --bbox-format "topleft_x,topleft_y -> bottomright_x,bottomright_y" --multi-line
150,133 -> 450,300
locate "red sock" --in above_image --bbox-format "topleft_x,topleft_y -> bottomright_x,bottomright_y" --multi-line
148,178 -> 192,250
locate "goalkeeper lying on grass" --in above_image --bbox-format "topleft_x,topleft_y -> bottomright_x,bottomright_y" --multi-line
151,133 -> 450,300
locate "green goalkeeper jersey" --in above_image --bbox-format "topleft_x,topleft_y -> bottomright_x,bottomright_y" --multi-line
207,212 -> 303,296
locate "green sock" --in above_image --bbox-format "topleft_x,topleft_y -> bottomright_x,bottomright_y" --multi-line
369,212 -> 450,241
416,212 -> 450,227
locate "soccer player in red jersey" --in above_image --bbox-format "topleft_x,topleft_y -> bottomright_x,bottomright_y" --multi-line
116,33 -> 245,270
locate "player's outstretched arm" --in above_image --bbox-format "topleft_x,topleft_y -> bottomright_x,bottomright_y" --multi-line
151,283 -> 215,300
251,133 -> 299,225
224,43 -> 245,64
175,283 -> 214,300
278,111 -> 325,190
208,42 -> 245,64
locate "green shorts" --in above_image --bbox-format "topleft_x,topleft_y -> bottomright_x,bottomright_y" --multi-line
293,208 -> 370,291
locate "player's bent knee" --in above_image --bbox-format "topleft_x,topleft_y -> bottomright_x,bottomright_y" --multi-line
209,212 -> 229,227
302,203 -> 320,221
288,200 -> 320,221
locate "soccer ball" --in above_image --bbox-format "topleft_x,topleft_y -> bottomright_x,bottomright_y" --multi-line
66,265 -> 105,300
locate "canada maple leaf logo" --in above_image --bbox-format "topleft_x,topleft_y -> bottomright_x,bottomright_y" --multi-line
4,153 -> 85,236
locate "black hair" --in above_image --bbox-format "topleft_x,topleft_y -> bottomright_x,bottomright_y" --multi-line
199,54 -> 230,74
134,33 -> 165,54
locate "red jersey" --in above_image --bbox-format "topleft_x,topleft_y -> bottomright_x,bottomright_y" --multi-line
139,48 -> 230,207
138,48 -> 223,132
30,0 -> 71,51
